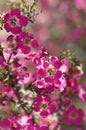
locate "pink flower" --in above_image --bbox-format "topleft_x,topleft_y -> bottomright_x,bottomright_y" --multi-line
34,96 -> 56,117
0,118 -> 21,130
4,8 -> 28,34
17,114 -> 33,129
16,32 -> 39,54
69,78 -> 78,93
63,105 -> 84,125
14,65 -> 30,85
0,118 -> 11,129
34,56 -> 66,92
60,58 -> 69,73
78,83 -> 86,102
6,35 -> 18,51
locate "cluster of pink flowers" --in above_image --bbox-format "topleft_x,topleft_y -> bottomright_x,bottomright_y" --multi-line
0,1 -> 86,130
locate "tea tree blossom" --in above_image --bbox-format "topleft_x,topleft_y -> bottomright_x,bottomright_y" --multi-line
33,96 -> 57,117
16,31 -> 39,54
4,8 -> 28,34
34,56 -> 67,92
63,105 -> 84,125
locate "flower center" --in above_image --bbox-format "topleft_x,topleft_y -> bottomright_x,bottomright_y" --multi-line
24,38 -> 30,45
47,68 -> 54,75
10,18 -> 17,26
70,112 -> 77,119
41,103 -> 47,109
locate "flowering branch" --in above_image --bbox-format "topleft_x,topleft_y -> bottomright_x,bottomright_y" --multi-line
0,1 -> 86,130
